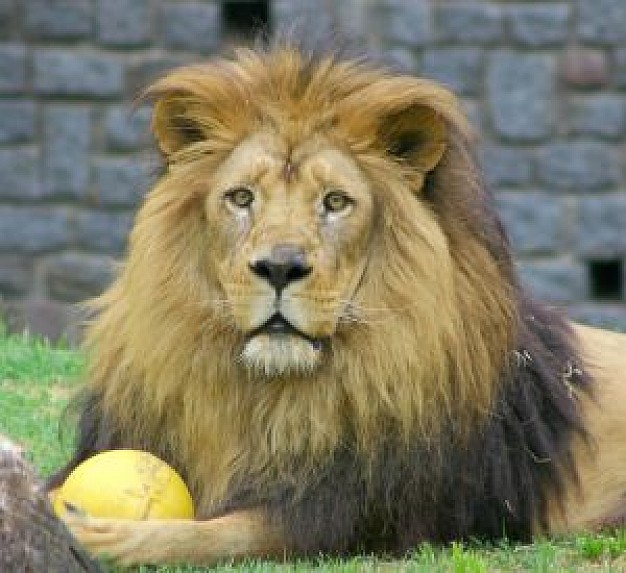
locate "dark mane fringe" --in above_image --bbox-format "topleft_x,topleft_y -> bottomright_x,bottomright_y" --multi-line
49,296 -> 592,553
215,299 -> 591,555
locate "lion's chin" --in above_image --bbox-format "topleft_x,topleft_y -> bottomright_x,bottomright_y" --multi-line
241,333 -> 323,377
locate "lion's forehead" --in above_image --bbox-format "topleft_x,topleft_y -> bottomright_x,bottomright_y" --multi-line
214,131 -> 370,199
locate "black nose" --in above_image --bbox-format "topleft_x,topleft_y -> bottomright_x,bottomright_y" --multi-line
249,244 -> 312,293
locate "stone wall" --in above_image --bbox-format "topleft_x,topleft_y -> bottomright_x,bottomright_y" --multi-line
0,0 -> 625,341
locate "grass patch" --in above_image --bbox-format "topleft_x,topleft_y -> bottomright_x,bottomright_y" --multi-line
1,326 -> 626,571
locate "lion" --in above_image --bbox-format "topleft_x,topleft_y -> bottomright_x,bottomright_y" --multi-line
49,44 -> 626,566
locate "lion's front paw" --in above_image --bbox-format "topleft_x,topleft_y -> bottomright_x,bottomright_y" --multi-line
62,512 -> 160,566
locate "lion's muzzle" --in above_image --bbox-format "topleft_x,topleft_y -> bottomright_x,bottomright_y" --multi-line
249,243 -> 312,296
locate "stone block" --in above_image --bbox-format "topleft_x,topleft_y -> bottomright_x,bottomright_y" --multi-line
569,304 -> 626,332
385,0 -> 434,47
104,105 -> 153,151
0,256 -> 33,297
126,54 -> 191,96
42,106 -> 91,199
162,3 -> 221,54
385,48 -> 418,74
518,259 -> 587,304
496,192 -> 568,255
0,207 -> 71,253
614,49 -> 626,89
267,1 -> 332,45
536,143 -> 621,192
487,52 -> 556,142
577,0 -> 626,45
1,299 -> 82,343
436,3 -> 503,44
568,95 -> 626,140
0,101 -> 35,143
24,0 -> 92,40
45,252 -> 115,303
0,44 -> 26,93
507,4 -> 570,47
0,0 -> 15,40
462,99 -> 483,132
0,149 -> 41,200
575,195 -> 626,256
480,146 -> 532,189
75,211 -> 134,255
422,48 -> 484,97
33,49 -> 123,97
97,0 -> 153,47
561,48 -> 609,89
92,157 -> 152,207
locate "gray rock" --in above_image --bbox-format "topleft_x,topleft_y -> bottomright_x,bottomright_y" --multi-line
2,299 -> 83,344
0,101 -> 35,144
385,0 -> 434,47
33,50 -> 123,97
162,3 -> 221,54
97,0 -> 153,47
0,207 -> 71,253
577,0 -> 626,45
75,211 -> 134,255
126,53 -> 191,96
496,192 -> 569,255
518,259 -> 587,304
385,47 -> 418,73
45,252 -> 116,303
480,146 -> 533,188
569,304 -> 626,332
575,195 -> 626,256
0,149 -> 41,200
487,52 -> 556,142
92,157 -> 152,207
507,4 -> 570,47
561,48 -> 610,89
104,105 -> 153,151
0,44 -> 27,93
0,0 -> 15,40
42,106 -> 92,199
24,0 -> 92,40
614,48 -> 626,89
536,143 -> 622,192
436,2 -> 503,44
568,95 -> 626,140
422,48 -> 484,97
0,256 -> 33,297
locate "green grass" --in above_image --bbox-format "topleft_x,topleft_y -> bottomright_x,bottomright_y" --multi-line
1,326 -> 626,572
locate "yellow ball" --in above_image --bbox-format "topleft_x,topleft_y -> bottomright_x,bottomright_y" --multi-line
53,450 -> 194,520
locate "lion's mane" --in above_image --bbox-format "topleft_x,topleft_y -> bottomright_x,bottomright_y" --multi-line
51,46 -> 591,553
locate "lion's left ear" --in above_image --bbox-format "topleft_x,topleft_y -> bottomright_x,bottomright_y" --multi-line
381,105 -> 447,173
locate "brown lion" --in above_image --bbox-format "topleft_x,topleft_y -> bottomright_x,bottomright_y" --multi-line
50,44 -> 626,566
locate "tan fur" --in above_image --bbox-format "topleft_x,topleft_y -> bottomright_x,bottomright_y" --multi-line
61,47 -> 626,565
551,325 -> 626,532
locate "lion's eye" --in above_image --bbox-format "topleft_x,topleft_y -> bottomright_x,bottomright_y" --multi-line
323,191 -> 352,214
225,187 -> 255,209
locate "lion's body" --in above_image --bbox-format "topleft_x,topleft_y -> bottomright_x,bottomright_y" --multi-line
50,46 -> 626,566
555,325 -> 626,532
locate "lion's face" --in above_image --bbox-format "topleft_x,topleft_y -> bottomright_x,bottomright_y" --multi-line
206,131 -> 375,375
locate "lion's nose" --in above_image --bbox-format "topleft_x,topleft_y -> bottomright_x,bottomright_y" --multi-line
249,244 -> 312,294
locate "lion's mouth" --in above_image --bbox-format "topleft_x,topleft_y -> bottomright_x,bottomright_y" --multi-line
249,313 -> 323,349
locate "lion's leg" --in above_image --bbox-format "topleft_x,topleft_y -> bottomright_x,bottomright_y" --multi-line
62,509 -> 286,566
548,325 -> 626,534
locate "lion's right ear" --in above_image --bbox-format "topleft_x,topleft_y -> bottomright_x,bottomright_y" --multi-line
150,95 -> 209,156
